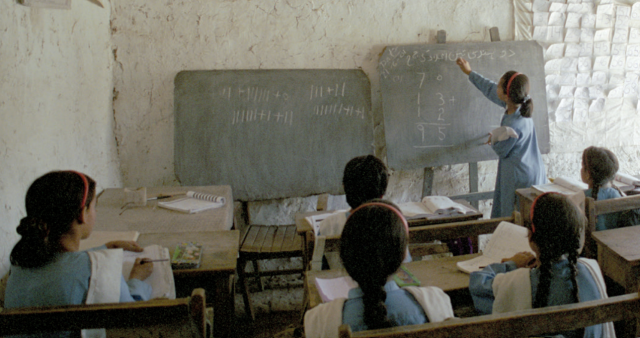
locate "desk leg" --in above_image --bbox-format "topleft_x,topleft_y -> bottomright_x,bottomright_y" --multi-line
212,273 -> 234,338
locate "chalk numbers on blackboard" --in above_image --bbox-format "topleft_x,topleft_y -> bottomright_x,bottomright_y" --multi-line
414,72 -> 453,148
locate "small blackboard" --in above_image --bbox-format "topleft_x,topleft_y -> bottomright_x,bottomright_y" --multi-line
379,40 -> 549,170
174,70 -> 373,201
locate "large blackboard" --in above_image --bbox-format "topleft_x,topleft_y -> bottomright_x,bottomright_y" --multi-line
174,70 -> 373,201
380,40 -> 550,170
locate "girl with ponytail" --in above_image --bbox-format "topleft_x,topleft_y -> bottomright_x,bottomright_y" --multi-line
469,193 -> 614,338
456,57 -> 547,218
581,146 -> 625,231
6,171 -> 155,336
304,199 -> 454,338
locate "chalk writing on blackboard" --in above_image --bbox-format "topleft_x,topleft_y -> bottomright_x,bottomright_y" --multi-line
379,46 -> 518,79
231,110 -> 294,126
220,86 -> 290,102
310,83 -> 346,99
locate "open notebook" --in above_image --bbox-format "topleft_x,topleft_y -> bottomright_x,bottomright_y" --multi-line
398,196 -> 476,219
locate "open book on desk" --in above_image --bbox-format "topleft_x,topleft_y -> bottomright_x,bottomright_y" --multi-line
123,244 -> 176,299
398,196 -> 476,220
615,172 -> 640,188
456,221 -> 534,274
532,176 -> 587,195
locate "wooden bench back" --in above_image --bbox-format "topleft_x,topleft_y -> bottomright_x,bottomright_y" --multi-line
311,212 -> 521,270
338,292 -> 640,338
0,288 -> 206,338
584,194 -> 640,257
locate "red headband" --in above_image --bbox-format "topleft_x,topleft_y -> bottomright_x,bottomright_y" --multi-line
506,72 -> 521,97
349,202 -> 409,234
68,171 -> 89,210
530,192 -> 559,234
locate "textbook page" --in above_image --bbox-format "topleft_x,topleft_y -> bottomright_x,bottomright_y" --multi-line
533,176 -> 587,195
422,196 -> 475,215
457,222 -> 533,274
314,276 -> 358,303
79,231 -> 140,251
304,209 -> 348,235
398,202 -> 432,219
122,244 -> 176,299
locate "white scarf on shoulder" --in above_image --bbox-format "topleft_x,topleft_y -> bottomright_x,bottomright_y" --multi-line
303,286 -> 454,338
492,258 -> 615,338
83,249 -> 124,338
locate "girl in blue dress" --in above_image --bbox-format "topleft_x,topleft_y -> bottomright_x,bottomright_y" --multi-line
581,146 -> 624,231
456,58 -> 547,218
5,171 -> 154,338
469,193 -> 613,338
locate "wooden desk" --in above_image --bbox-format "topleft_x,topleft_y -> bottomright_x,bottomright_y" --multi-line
592,225 -> 640,338
305,254 -> 478,310
295,201 -> 482,269
137,231 -> 239,338
96,186 -> 234,232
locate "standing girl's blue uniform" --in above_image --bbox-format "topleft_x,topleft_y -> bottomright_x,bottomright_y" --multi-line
467,71 -> 547,218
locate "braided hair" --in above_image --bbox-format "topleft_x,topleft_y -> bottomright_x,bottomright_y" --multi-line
339,199 -> 408,330
10,171 -> 96,268
500,71 -> 534,118
530,193 -> 586,337
343,155 -> 389,209
582,146 -> 622,200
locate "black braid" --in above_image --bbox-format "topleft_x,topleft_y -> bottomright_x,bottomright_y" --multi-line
592,181 -> 601,202
533,253 -> 554,309
361,281 -> 392,329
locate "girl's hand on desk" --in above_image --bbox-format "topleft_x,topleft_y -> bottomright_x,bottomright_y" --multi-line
130,258 -> 154,281
105,240 -> 144,252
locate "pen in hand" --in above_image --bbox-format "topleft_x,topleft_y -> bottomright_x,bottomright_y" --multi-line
140,259 -> 169,264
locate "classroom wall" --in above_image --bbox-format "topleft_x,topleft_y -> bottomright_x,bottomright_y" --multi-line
0,1 -> 121,277
109,0 -> 519,221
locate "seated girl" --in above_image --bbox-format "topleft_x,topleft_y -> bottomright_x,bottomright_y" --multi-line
5,171 -> 154,335
469,193 -> 614,338
304,200 -> 454,338
581,146 -> 625,231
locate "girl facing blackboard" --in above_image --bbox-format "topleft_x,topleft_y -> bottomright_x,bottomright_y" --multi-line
456,57 -> 547,218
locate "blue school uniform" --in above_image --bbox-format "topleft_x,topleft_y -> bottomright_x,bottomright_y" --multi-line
585,187 -> 623,231
469,259 -> 605,338
342,281 -> 428,332
468,71 -> 547,218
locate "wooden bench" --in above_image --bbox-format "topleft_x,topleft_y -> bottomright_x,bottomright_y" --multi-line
584,194 -> 640,258
338,291 -> 640,338
0,289 -> 207,338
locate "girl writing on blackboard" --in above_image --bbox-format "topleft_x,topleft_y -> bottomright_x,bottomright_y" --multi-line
304,200 -> 454,337
5,171 -> 154,336
469,192 -> 613,338
456,58 -> 547,218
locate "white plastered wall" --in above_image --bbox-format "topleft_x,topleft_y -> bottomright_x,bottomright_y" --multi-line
110,0 -> 518,222
0,1 -> 121,277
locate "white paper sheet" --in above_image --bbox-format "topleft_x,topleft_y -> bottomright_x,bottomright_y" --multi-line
627,56 -> 640,71
550,3 -> 567,13
565,12 -> 581,27
565,28 -> 581,43
546,74 -> 560,86
613,28 -> 629,44
630,29 -> 640,43
314,276 -> 358,303
546,43 -> 565,59
580,28 -> 595,42
577,56 -> 592,72
577,73 -> 591,86
580,42 -> 594,56
594,41 -> 611,56
559,86 -> 576,98
534,12 -> 550,26
593,55 -> 611,70
574,99 -> 589,121
547,85 -> 559,99
610,55 -> 626,70
559,74 -> 576,86
608,86 -> 624,98
575,87 -> 590,99
583,13 -> 597,29
557,99 -> 574,122
589,86 -> 605,99
590,98 -> 605,112
592,71 -> 607,85
632,3 -> 640,21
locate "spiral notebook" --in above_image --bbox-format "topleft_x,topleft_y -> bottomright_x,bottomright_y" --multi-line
158,191 -> 226,214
